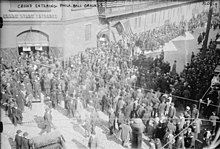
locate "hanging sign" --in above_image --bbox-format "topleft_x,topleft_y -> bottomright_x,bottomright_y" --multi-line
35,46 -> 43,51
23,46 -> 31,51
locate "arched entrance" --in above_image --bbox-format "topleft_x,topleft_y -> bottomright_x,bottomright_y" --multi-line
16,28 -> 50,56
97,27 -> 116,48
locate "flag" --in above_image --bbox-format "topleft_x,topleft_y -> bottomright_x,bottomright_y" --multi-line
112,21 -> 124,35
112,21 -> 134,41
122,20 -> 134,39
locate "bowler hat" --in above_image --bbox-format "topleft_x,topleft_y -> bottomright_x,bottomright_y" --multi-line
23,132 -> 28,137
16,130 -> 22,134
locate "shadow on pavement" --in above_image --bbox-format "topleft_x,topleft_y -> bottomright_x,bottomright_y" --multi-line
72,138 -> 88,149
95,118 -> 122,145
33,115 -> 45,129
71,122 -> 86,137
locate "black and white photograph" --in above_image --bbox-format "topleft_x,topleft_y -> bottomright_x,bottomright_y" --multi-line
0,0 -> 220,148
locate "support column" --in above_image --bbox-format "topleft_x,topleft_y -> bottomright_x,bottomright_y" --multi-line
202,0 -> 213,57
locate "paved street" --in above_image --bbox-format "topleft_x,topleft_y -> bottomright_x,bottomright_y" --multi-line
1,101 -> 149,149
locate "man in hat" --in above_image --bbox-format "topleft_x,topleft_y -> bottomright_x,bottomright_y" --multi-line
10,100 -> 23,126
191,104 -> 199,119
184,127 -> 194,148
51,90 -> 57,109
197,33 -> 203,44
118,109 -> 125,127
88,131 -> 99,149
167,120 -> 176,134
120,119 -> 132,148
209,112 -> 219,133
56,87 -> 63,105
15,130 -> 22,149
39,107 -> 52,135
65,93 -> 71,115
15,92 -> 25,113
90,107 -> 99,134
22,132 -> 30,149
194,118 -> 202,139
177,113 -> 185,131
171,60 -> 177,76
51,77 -> 58,92
33,77 -> 41,99
109,108 -> 116,135
44,76 -> 51,97
168,102 -> 176,119
26,93 -> 33,110
158,99 -> 166,117
184,106 -> 191,126
25,81 -> 33,97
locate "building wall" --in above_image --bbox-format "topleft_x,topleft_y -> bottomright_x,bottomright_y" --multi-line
0,1 -> 210,57
0,22 -> 64,48
0,0 -> 101,57
63,17 -> 101,57
109,1 -> 209,38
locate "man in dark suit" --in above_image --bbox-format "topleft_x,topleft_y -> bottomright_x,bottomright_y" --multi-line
168,102 -> 176,119
22,132 -> 30,149
15,129 -> 22,149
39,107 -> 52,135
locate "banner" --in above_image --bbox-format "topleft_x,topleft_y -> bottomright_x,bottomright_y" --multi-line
35,46 -> 43,51
122,20 -> 134,39
112,22 -> 124,35
112,20 -> 134,41
23,46 -> 31,51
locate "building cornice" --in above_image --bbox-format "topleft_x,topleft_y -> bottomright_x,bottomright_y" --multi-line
2,15 -> 99,26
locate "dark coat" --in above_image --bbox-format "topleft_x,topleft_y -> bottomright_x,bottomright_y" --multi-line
15,134 -> 22,149
21,137 -> 29,149
88,135 -> 99,149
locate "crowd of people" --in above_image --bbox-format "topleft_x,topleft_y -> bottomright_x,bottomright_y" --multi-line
188,12 -> 208,33
1,12 -> 220,149
130,11 -> 209,53
133,22 -> 185,52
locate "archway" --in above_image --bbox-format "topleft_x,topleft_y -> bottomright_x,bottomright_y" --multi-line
97,27 -> 116,48
16,28 -> 50,56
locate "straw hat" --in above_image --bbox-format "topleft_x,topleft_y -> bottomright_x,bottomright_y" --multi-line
186,106 -> 190,110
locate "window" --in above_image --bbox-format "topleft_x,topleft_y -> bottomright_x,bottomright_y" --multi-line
163,11 -> 165,20
154,13 -> 157,23
135,17 -> 138,28
168,11 -> 170,20
151,14 -> 154,24
138,17 -> 141,28
85,24 -> 91,41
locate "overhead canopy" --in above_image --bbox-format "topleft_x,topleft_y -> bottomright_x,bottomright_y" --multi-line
17,29 -> 49,47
